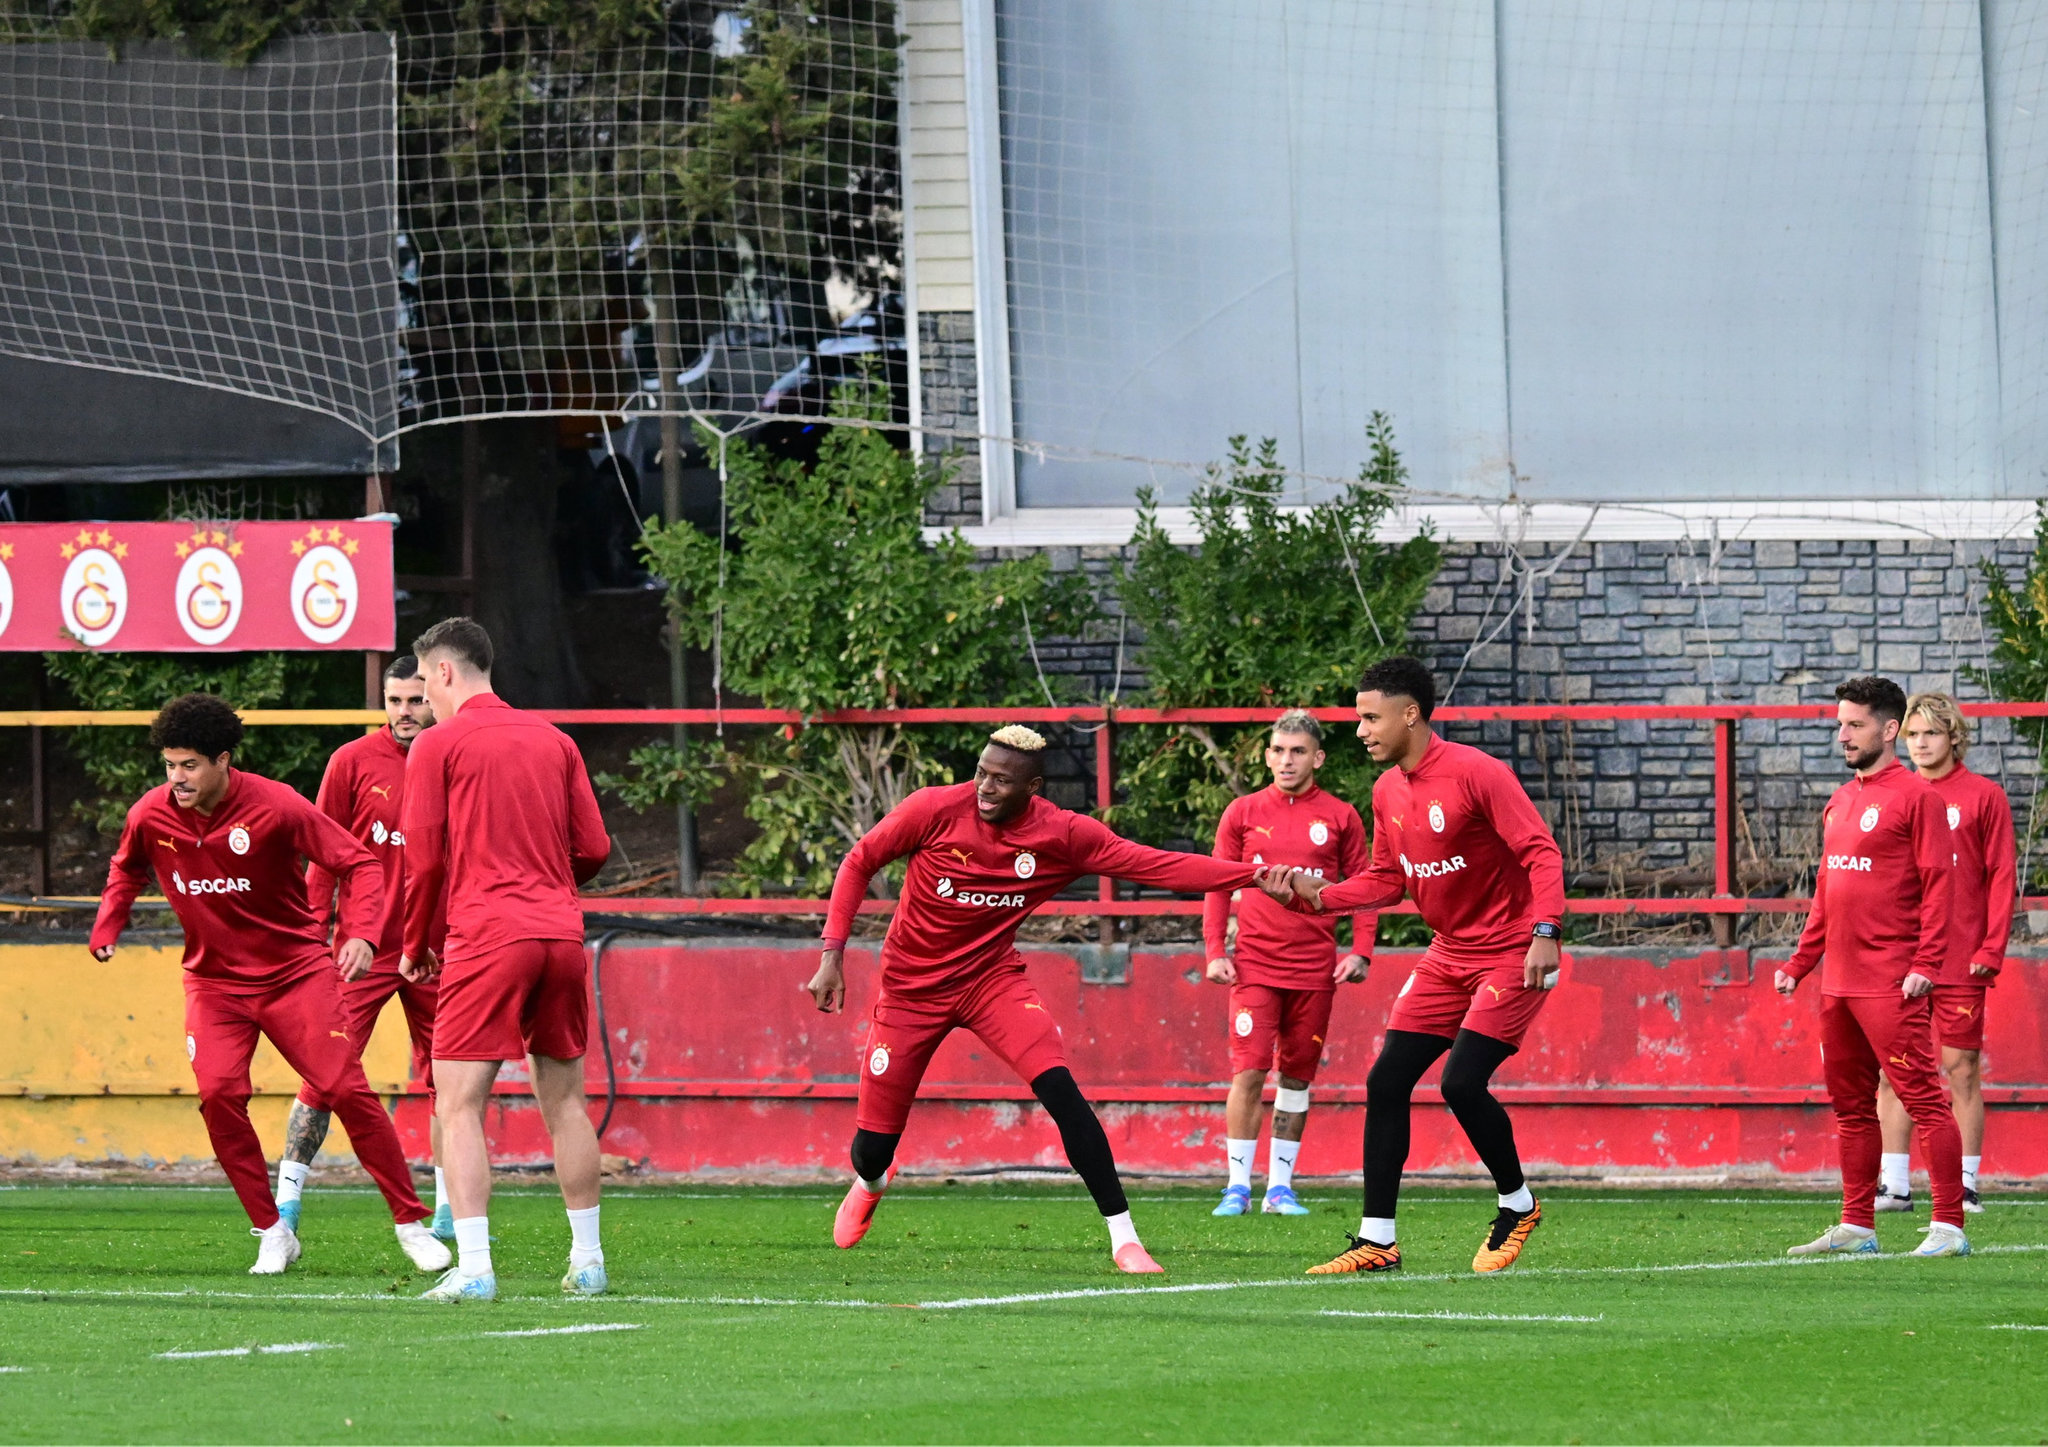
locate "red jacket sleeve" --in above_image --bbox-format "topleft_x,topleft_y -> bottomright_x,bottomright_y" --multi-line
1066,814 -> 1257,895
1906,790 -> 1953,980
1783,860 -> 1826,982
1475,757 -> 1566,926
1305,795 -> 1406,913
1338,806 -> 1378,956
302,747 -> 350,933
89,801 -> 153,955
289,792 -> 382,946
1202,801 -> 1244,960
564,739 -> 612,886
1974,784 -> 2017,976
822,789 -> 938,949
399,729 -> 448,962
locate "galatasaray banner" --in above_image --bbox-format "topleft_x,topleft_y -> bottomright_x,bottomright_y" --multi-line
0,520 -> 394,652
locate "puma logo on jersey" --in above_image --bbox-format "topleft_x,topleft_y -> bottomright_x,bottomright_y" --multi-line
1250,825 -> 1274,838
1485,984 -> 1507,1001
1952,1003 -> 1975,1018
368,784 -> 393,799
1023,1002 -> 1044,1012
154,837 -> 177,850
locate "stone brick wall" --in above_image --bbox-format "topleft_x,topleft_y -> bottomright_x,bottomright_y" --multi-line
918,310 -> 983,529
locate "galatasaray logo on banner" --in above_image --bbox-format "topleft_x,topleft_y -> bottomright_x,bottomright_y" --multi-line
174,532 -> 244,647
0,541 -> 13,642
290,526 -> 361,645
58,530 -> 129,647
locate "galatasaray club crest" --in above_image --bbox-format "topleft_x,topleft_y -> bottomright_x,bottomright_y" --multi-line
868,1043 -> 891,1076
226,825 -> 251,855
1947,805 -> 1961,830
174,533 -> 244,647
1234,1009 -> 1254,1038
0,540 -> 13,642
58,530 -> 129,647
1859,805 -> 1880,832
1014,851 -> 1037,879
1308,820 -> 1329,846
290,526 -> 361,644
1428,801 -> 1446,833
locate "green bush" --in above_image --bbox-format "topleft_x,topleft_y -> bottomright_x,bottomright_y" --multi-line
44,651 -> 353,834
1112,415 -> 1441,848
1975,504 -> 2048,883
609,381 -> 1098,895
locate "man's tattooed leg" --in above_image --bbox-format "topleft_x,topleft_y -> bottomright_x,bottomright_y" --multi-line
283,1101 -> 333,1166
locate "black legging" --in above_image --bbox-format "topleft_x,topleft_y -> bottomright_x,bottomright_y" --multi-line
848,1066 -> 1130,1218
1363,1028 -> 1524,1221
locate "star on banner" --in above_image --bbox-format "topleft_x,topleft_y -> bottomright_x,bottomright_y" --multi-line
174,541 -> 191,559
94,529 -> 110,547
112,543 -> 128,560
209,529 -> 226,547
342,537 -> 360,556
188,529 -> 208,548
228,541 -> 244,558
325,526 -> 344,544
0,543 -> 13,561
291,538 -> 308,558
73,529 -> 91,548
59,542 -> 76,560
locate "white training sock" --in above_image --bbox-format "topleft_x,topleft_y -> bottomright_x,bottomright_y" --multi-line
1104,1211 -> 1140,1252
1837,1222 -> 1876,1238
1499,1185 -> 1534,1213
1225,1138 -> 1256,1191
1962,1155 -> 1981,1191
1880,1152 -> 1911,1196
1359,1216 -> 1397,1246
276,1159 -> 310,1205
1267,1137 -> 1301,1192
453,1215 -> 492,1277
433,1167 -> 448,1212
858,1172 -> 889,1194
566,1204 -> 603,1267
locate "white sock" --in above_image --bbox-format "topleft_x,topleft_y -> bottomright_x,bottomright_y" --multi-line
1880,1152 -> 1911,1196
433,1167 -> 447,1212
1267,1137 -> 1301,1192
1359,1216 -> 1397,1246
454,1215 -> 492,1277
1225,1138 -> 1256,1191
1962,1155 -> 1981,1191
858,1172 -> 889,1194
1104,1210 -> 1140,1252
1499,1185 -> 1534,1213
1837,1222 -> 1876,1238
276,1160 -> 310,1205
567,1204 -> 603,1267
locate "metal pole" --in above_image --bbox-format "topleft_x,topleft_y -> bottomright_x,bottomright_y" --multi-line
364,474 -> 389,707
652,288 -> 698,893
1713,716 -> 1737,948
1096,716 -> 1115,945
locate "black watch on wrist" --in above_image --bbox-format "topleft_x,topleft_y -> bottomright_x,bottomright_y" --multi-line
1531,921 -> 1562,941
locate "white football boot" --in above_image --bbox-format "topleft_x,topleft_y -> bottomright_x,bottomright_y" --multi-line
249,1220 -> 302,1275
1786,1223 -> 1878,1257
1912,1222 -> 1971,1257
396,1221 -> 454,1272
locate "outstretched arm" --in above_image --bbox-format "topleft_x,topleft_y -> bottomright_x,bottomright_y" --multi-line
1067,814 -> 1257,895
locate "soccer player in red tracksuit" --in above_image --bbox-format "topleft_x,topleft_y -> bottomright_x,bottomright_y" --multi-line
1872,692 -> 2015,1215
1267,656 -> 1565,1276
400,618 -> 613,1302
1777,675 -> 1971,1258
89,694 -> 449,1278
808,725 -> 1266,1274
279,654 -> 453,1241
1203,709 -> 1374,1218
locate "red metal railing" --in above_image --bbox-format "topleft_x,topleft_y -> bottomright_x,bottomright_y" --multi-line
10,701 -> 2048,917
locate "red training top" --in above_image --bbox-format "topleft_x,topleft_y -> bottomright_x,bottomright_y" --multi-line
91,769 -> 382,994
305,726 -> 427,969
1203,782 -> 1375,990
1927,763 -> 2016,984
399,693 -> 611,964
1784,756 -> 1952,996
823,781 -> 1259,995
1297,735 -> 1566,961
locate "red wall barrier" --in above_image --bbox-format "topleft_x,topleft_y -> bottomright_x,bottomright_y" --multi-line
398,941 -> 2048,1181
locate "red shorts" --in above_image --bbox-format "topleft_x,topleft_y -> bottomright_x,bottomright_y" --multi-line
432,939 -> 589,1063
1386,948 -> 1560,1049
297,965 -> 437,1108
856,968 -> 1067,1134
1227,984 -> 1335,1081
1931,984 -> 1987,1051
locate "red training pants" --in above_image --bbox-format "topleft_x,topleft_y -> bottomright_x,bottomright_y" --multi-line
185,969 -> 429,1230
1820,992 -> 1964,1228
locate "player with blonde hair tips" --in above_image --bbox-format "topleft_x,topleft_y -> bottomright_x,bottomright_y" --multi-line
811,725 -> 1273,1273
1873,691 -> 2015,1217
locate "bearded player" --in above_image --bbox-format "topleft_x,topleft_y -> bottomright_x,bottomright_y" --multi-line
1778,676 -> 1969,1257
278,656 -> 452,1240
1264,656 -> 1564,1276
809,726 -> 1267,1274
1871,692 -> 2014,1216
1203,709 -> 1373,1217
89,695 -> 450,1277
400,618 -> 614,1302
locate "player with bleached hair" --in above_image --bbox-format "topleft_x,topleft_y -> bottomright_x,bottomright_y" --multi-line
810,725 -> 1273,1274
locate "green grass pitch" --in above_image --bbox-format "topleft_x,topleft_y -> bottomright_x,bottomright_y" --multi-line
2,1182 -> 2045,1443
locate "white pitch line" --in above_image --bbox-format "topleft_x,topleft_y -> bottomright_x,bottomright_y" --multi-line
484,1323 -> 643,1338
1321,1309 -> 1604,1323
0,1367 -> 29,1373
1986,1323 -> 2048,1331
156,1341 -> 339,1360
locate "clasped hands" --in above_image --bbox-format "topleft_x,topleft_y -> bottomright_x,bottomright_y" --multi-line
1250,863 -> 1325,910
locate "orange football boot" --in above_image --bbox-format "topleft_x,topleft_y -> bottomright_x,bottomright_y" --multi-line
1306,1236 -> 1402,1274
832,1165 -> 896,1249
1113,1241 -> 1165,1274
1472,1201 -> 1541,1273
